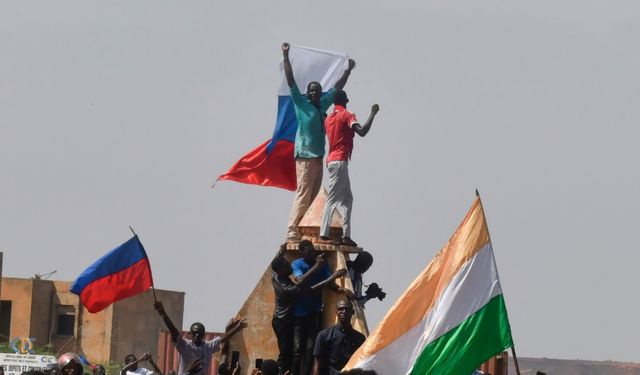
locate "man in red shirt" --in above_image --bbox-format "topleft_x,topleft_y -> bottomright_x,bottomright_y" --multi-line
318,90 -> 379,247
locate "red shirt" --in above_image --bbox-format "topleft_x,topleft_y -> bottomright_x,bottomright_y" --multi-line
325,105 -> 358,163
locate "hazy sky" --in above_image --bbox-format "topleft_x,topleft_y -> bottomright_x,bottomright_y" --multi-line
2,0 -> 639,363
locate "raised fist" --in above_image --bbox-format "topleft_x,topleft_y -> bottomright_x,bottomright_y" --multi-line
347,59 -> 356,71
282,42 -> 290,57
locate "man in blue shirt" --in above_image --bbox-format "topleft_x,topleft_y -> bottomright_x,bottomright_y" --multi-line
290,240 -> 351,375
282,42 -> 356,242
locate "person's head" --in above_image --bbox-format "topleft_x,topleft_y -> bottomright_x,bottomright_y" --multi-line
334,90 -> 349,106
45,365 -> 59,375
271,255 -> 292,278
217,361 -> 231,375
57,353 -> 83,375
336,299 -> 354,327
352,251 -> 373,273
190,322 -> 206,345
259,360 -> 279,375
124,355 -> 137,370
299,240 -> 316,262
306,81 -> 323,106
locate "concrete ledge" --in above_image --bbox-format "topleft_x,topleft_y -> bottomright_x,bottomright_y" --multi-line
284,242 -> 363,253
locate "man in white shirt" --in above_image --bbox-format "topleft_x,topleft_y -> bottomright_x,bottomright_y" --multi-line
154,300 -> 246,375
121,352 -> 162,375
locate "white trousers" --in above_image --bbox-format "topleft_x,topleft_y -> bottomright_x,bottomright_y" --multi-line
320,160 -> 353,238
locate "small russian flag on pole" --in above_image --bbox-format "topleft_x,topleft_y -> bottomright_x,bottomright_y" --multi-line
70,234 -> 154,313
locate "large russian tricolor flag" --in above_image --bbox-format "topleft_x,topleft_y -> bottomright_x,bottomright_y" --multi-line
70,235 -> 153,313
218,45 -> 349,191
345,196 -> 514,375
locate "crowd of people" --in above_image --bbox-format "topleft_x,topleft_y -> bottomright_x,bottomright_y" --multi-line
15,42 -> 385,375
268,241 -> 383,375
20,239 -> 382,375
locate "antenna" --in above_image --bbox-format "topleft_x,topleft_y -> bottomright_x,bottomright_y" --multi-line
34,270 -> 57,280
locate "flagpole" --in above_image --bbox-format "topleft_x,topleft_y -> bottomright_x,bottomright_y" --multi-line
475,189 -> 521,375
511,345 -> 522,375
129,226 -> 159,302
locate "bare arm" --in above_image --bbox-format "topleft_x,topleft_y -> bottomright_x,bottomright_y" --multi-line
310,269 -> 347,290
154,301 -> 180,343
334,59 -> 356,90
148,357 -> 163,375
311,268 -> 354,297
219,318 -> 247,343
282,43 -> 295,88
353,104 -> 380,137
311,357 -> 323,375
295,254 -> 326,285
121,362 -> 136,375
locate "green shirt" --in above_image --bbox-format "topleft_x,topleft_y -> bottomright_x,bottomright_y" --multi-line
290,85 -> 336,158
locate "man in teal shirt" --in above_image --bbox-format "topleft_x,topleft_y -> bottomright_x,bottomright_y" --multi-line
282,42 -> 355,242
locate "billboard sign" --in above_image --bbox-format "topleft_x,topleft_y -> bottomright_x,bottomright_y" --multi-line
0,353 -> 57,375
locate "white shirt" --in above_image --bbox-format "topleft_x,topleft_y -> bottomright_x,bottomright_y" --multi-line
127,368 -> 154,375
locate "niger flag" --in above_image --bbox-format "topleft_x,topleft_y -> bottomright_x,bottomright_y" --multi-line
345,196 -> 514,375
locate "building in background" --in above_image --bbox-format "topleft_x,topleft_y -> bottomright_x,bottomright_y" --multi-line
0,277 -> 184,365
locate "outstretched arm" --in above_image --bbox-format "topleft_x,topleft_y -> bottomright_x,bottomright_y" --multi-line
310,268 -> 347,290
219,318 -> 247,343
282,43 -> 296,88
148,356 -> 163,375
154,301 -> 180,343
311,268 -> 354,297
334,59 -> 356,90
295,254 -> 326,286
353,104 -> 380,137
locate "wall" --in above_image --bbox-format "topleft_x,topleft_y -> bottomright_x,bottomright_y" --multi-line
51,281 -> 86,357
110,288 -> 184,364
1,277 -> 184,366
28,279 -> 55,350
0,278 -> 34,340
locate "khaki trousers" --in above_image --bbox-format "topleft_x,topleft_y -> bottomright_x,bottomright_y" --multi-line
287,157 -> 323,238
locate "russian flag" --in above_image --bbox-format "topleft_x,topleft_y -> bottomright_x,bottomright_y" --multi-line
218,45 -> 349,191
70,235 -> 153,313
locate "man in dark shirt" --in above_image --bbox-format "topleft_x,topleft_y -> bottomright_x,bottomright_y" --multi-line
312,300 -> 366,375
271,250 -> 347,375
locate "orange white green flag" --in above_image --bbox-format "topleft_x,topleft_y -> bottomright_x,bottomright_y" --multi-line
344,196 -> 514,374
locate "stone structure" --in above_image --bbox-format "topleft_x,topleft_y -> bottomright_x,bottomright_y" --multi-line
224,190 -> 368,374
0,277 -> 184,365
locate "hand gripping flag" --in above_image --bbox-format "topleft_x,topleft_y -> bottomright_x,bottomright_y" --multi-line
217,45 -> 349,191
70,235 -> 154,313
344,196 -> 514,375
